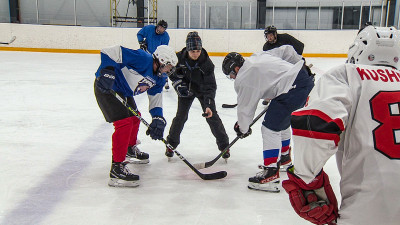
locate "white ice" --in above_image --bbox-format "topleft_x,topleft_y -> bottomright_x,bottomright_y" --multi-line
0,51 -> 345,225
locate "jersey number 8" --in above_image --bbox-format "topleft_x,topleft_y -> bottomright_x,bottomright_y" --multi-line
370,91 -> 400,159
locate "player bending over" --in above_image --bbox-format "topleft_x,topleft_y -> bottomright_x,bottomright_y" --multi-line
222,45 -> 314,192
94,45 -> 177,187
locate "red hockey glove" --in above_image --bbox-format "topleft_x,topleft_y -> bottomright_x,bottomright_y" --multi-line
282,166 -> 339,225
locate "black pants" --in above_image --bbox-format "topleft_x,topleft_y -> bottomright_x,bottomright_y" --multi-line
94,79 -> 138,123
167,95 -> 229,150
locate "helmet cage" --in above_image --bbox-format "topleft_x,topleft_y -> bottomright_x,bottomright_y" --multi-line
153,45 -> 178,76
264,25 -> 277,41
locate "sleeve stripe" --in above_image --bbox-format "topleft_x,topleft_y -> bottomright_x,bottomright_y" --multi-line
291,109 -> 345,146
292,128 -> 341,146
292,109 -> 345,131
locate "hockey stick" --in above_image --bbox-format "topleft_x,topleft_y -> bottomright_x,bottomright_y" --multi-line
110,90 -> 227,180
222,103 -> 237,108
0,36 -> 16,45
194,103 -> 269,170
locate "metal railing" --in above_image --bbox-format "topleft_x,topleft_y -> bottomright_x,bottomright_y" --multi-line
1,0 -> 398,29
176,0 -> 391,30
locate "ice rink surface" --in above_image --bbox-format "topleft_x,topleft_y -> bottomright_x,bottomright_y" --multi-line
0,51 -> 346,225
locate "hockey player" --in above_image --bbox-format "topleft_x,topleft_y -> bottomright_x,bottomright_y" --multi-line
94,45 -> 178,187
137,20 -> 171,90
262,25 -> 306,161
282,26 -> 400,225
222,45 -> 314,192
137,20 -> 169,54
263,25 -> 304,55
166,31 -> 230,159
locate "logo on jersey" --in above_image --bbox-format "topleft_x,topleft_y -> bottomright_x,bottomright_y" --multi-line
134,77 -> 156,95
103,74 -> 115,80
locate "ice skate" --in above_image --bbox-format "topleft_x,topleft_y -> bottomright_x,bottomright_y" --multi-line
108,161 -> 140,187
279,147 -> 292,172
125,143 -> 149,164
165,147 -> 174,161
248,165 -> 280,192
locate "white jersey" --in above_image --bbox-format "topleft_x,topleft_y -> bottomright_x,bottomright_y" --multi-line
291,63 -> 400,225
235,45 -> 304,133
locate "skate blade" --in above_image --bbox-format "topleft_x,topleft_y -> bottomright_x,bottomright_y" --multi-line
125,158 -> 149,164
223,158 -> 228,163
167,156 -> 173,162
108,178 -> 139,187
247,181 -> 280,193
279,163 -> 292,172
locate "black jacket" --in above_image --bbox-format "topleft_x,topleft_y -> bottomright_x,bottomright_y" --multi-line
263,33 -> 304,55
170,47 -> 216,107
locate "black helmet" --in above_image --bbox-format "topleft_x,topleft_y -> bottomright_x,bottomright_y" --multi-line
157,20 -> 168,29
264,25 -> 277,35
222,52 -> 245,75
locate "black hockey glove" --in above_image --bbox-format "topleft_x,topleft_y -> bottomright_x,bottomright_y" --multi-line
96,66 -> 116,94
302,58 -> 315,77
139,41 -> 148,52
304,64 -> 315,77
146,116 -> 166,140
172,79 -> 193,97
234,122 -> 252,139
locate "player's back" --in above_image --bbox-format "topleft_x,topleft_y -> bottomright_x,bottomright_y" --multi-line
329,63 -> 400,224
291,63 -> 400,224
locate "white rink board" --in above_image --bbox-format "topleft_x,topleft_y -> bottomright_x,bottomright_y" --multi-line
0,23 -> 357,54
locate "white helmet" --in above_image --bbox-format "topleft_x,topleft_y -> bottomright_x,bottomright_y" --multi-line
347,26 -> 400,69
153,45 -> 178,67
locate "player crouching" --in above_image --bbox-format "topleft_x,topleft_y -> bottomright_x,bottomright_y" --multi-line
222,45 -> 314,192
94,45 -> 178,187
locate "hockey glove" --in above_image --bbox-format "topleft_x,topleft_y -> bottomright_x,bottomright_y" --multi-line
234,122 -> 252,139
282,166 -> 339,225
302,58 -> 315,77
172,79 -> 193,97
139,41 -> 148,52
96,66 -> 116,94
146,116 -> 166,140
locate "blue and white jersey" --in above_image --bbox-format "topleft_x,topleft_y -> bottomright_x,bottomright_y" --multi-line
137,25 -> 170,54
95,45 -> 166,118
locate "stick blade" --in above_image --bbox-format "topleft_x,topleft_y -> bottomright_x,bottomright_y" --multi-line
0,36 -> 16,45
202,171 -> 227,180
9,36 -> 16,44
222,103 -> 237,108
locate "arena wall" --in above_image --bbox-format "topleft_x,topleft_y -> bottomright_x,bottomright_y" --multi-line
0,23 -> 357,57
